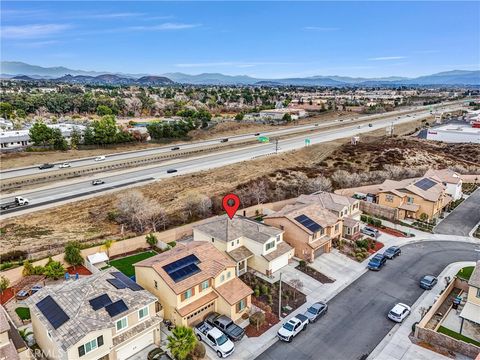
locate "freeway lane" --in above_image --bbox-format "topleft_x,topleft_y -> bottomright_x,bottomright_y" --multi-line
256,241 -> 479,360
0,102 -> 460,179
0,107 -> 459,216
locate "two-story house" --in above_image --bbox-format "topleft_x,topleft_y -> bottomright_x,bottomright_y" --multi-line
26,269 -> 161,360
377,176 -> 451,220
460,261 -> 480,327
424,168 -> 463,201
264,203 -> 342,262
193,215 -> 294,277
297,192 -> 361,239
134,242 -> 253,326
0,305 -> 31,360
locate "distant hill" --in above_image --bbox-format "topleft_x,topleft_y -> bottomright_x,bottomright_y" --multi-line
2,61 -> 479,86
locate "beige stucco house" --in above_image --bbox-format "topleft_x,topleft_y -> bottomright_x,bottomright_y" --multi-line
460,261 -> 480,326
193,215 -> 294,276
0,305 -> 31,360
264,203 -> 342,262
134,242 -> 253,326
424,168 -> 463,201
26,269 -> 161,360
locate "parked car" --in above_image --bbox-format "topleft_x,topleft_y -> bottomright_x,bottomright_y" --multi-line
388,303 -> 411,323
166,169 -> 177,173
91,179 -> 105,185
361,226 -> 379,238
303,302 -> 328,323
95,156 -> 106,161
277,314 -> 309,342
383,246 -> 401,259
194,321 -> 234,358
220,138 -> 229,143
30,284 -> 42,295
171,147 -> 180,151
367,254 -> 387,271
205,312 -> 245,342
59,162 -> 71,168
15,290 -> 30,300
419,275 -> 438,290
38,163 -> 54,170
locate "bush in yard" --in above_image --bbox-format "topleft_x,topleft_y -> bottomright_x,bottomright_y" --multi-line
146,233 -> 158,249
249,311 -> 266,331
356,254 -> 364,262
43,261 -> 65,280
355,239 -> 368,249
167,241 -> 177,248
167,326 -> 197,360
190,341 -> 206,360
299,260 -> 306,268
0,276 -> 10,295
260,284 -> 269,295
64,241 -> 84,270
267,294 -> 273,305
360,215 -> 368,222
254,288 -> 260,297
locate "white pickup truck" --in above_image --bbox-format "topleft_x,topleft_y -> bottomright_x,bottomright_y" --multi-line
277,314 -> 309,342
194,321 -> 235,358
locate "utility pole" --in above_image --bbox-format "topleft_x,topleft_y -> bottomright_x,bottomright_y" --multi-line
275,138 -> 279,154
278,272 -> 282,319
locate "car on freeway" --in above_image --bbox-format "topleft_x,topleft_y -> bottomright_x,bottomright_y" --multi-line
171,146 -> 180,151
59,162 -> 71,168
367,254 -> 387,271
315,124 -> 319,126
95,156 -> 106,161
205,312 -> 245,342
368,123 -> 373,127
361,226 -> 379,238
383,246 -> 401,259
254,133 -> 261,136
38,163 -> 54,170
419,275 -> 438,290
167,169 -> 178,174
388,303 -> 411,323
91,179 -> 105,185
277,314 -> 309,342
303,302 -> 328,323
220,138 -> 229,143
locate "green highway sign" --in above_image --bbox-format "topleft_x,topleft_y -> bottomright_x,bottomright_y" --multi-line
305,138 -> 311,146
258,136 -> 270,143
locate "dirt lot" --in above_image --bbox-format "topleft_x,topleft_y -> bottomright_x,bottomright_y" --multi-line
2,116 -> 478,258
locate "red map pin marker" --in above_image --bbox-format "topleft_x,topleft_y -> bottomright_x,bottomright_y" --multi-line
222,193 -> 240,219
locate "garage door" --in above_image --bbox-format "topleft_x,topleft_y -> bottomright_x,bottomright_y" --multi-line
116,330 -> 154,360
186,301 -> 215,326
269,254 -> 289,273
314,245 -> 326,258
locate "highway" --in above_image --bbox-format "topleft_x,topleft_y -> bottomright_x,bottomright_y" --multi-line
0,105 -> 462,217
0,102 -> 460,180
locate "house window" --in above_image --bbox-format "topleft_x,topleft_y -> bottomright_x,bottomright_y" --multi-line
227,271 -> 231,279
265,241 -> 275,251
231,241 -> 234,247
220,274 -> 225,282
201,280 -> 209,291
211,238 -> 215,243
237,239 -> 239,245
477,288 -> 480,298
184,289 -> 193,299
280,225 -> 284,230
116,317 -> 128,331
385,194 -> 394,203
335,224 -> 339,232
236,299 -> 246,312
154,280 -> 158,289
407,196 -> 414,204
276,235 -> 281,243
78,336 -> 104,357
138,306 -> 149,320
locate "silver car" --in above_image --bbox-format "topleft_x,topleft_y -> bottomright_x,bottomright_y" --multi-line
303,302 -> 328,323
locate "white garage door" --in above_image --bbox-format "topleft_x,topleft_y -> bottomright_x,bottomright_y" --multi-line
269,253 -> 289,273
116,330 -> 154,360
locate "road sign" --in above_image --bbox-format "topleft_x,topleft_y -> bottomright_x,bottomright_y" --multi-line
305,138 -> 311,146
258,136 -> 269,143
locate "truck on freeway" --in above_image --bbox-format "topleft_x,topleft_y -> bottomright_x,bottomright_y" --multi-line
1,196 -> 30,210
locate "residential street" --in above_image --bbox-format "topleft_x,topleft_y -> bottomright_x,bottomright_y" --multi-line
255,241 -> 479,360
435,189 -> 480,236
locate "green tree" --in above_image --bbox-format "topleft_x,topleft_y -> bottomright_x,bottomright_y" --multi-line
282,113 -> 292,122
43,261 -> 65,280
64,241 -> 84,270
70,127 -> 81,150
235,112 -> 244,121
83,126 -> 95,145
0,102 -> 14,119
96,105 -> 113,116
101,239 -> 115,260
51,128 -> 68,151
146,233 -> 157,249
22,260 -> 34,277
15,109 -> 27,119
0,275 -> 10,295
29,121 -> 53,147
167,326 -> 197,360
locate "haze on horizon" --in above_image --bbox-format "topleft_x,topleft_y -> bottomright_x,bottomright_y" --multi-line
1,1 -> 479,79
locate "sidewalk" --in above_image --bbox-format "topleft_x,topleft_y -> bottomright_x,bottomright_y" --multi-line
368,261 -> 476,360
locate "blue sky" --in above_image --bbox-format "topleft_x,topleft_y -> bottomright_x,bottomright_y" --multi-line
1,1 -> 479,78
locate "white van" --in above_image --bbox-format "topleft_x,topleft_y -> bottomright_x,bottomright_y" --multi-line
94,156 -> 106,161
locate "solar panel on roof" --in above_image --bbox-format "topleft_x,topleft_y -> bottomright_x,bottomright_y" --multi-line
294,214 -> 322,233
414,178 -> 437,191
36,295 -> 70,329
107,278 -> 127,289
163,254 -> 199,274
105,299 -> 128,317
89,294 -> 112,310
169,263 -> 201,283
111,271 -> 144,291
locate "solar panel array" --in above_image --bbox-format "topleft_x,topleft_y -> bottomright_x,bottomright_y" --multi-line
105,299 -> 129,317
163,254 -> 201,283
36,295 -> 70,329
107,278 -> 126,289
414,178 -> 437,191
89,294 -> 112,310
294,214 -> 323,233
111,271 -> 144,291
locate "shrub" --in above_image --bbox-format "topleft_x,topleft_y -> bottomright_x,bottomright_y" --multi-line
355,239 -> 368,249
254,288 -> 260,297
249,311 -> 266,330
0,261 -> 13,271
1,250 -> 27,263
267,294 -> 273,305
260,284 -> 269,295
360,215 -> 368,222
299,260 -> 306,268
356,254 -> 364,262
167,241 -> 177,248
190,342 -> 206,360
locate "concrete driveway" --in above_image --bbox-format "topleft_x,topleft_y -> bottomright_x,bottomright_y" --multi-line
255,241 -> 479,360
435,189 -> 480,236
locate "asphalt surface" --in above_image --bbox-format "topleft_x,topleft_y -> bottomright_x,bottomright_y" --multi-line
435,188 -> 480,236
256,241 -> 479,360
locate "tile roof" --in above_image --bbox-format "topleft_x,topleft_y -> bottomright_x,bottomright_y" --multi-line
342,216 -> 359,228
194,215 -> 282,244
398,203 -> 420,212
214,278 -> 253,305
227,246 -> 254,262
135,242 -> 236,294
265,203 -> 340,233
308,236 -> 332,250
0,306 -> 9,334
379,177 -> 446,202
262,242 -> 294,262
297,192 -> 357,212
26,268 -> 156,352
424,168 -> 462,185
469,261 -> 480,289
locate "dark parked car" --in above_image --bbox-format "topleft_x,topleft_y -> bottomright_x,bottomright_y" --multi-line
38,163 -> 54,170
420,275 -> 438,290
367,254 -> 387,271
91,179 -> 105,185
166,169 -> 178,174
220,138 -> 229,143
171,147 -> 180,151
205,312 -> 245,342
30,284 -> 42,294
383,246 -> 401,259
303,302 -> 328,323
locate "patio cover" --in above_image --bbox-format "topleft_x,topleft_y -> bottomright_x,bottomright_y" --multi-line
459,301 -> 480,325
87,252 -> 109,265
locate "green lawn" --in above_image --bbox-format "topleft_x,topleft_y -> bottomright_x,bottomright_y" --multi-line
456,266 -> 474,281
15,307 -> 31,320
109,251 -> 157,277
438,326 -> 480,347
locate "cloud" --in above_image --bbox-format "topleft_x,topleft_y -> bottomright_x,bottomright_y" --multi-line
304,26 -> 340,31
368,56 -> 407,61
85,12 -> 145,19
129,23 -> 200,31
1,24 -> 72,39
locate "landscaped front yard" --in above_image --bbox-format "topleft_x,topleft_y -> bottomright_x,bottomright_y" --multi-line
456,266 -> 474,281
109,251 -> 157,277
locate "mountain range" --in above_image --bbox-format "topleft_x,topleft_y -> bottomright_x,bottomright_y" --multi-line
1,61 -> 479,86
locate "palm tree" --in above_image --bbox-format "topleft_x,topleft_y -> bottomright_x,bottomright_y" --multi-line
102,240 -> 115,262
167,326 -> 197,360
19,328 -> 33,343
